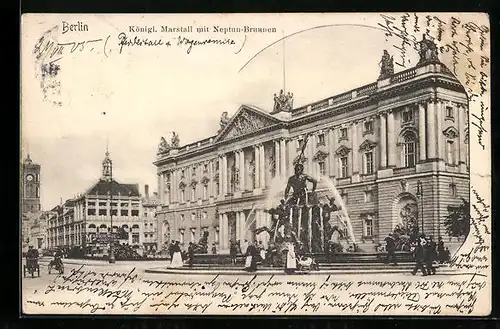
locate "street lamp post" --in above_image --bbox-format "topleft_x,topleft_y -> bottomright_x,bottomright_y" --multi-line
416,180 -> 424,235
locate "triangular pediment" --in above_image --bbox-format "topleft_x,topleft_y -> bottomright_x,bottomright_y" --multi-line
215,105 -> 282,142
313,150 -> 329,161
358,139 -> 377,152
335,145 -> 351,157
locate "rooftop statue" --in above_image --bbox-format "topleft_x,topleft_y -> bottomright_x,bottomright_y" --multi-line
171,132 -> 180,148
417,34 -> 440,65
219,111 -> 230,132
378,50 -> 394,80
272,89 -> 294,113
157,137 -> 171,155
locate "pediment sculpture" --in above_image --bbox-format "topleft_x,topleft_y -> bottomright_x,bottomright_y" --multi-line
313,150 -> 329,161
335,145 -> 351,157
157,137 -> 171,155
417,34 -> 440,65
223,109 -> 275,140
358,139 -> 377,152
272,89 -> 294,113
378,50 -> 394,80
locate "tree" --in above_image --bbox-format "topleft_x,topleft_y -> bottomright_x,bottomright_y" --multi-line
443,198 -> 470,239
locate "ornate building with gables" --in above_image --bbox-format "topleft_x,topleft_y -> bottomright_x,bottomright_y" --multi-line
154,37 -> 470,253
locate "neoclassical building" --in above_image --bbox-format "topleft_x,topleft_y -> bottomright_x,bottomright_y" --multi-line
47,150 -> 159,254
154,37 -> 469,253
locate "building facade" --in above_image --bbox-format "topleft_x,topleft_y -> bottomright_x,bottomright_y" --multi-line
154,39 -> 469,253
47,150 -> 158,255
21,154 -> 42,252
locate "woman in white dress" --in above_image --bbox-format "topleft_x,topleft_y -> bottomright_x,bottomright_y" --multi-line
169,241 -> 183,268
284,241 -> 297,274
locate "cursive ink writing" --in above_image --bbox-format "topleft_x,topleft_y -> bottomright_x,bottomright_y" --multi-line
470,101 -> 487,150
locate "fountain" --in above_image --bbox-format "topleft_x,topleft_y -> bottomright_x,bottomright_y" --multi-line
254,135 -> 358,259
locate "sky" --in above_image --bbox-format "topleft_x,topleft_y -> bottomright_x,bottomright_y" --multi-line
20,13 -> 484,210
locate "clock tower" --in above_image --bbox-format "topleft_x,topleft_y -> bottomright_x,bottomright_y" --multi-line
22,154 -> 41,213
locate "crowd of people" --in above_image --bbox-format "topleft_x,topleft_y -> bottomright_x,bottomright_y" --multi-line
383,232 -> 451,276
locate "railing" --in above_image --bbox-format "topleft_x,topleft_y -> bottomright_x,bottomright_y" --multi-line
393,167 -> 416,175
390,68 -> 417,84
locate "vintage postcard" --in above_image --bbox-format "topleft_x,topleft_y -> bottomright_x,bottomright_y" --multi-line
20,13 -> 491,316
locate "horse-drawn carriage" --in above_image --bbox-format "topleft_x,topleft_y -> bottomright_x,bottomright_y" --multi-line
23,257 -> 40,278
48,257 -> 64,274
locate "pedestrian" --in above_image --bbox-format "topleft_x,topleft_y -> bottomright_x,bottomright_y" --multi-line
284,238 -> 297,274
244,241 -> 259,272
211,242 -> 217,255
384,233 -> 397,265
229,240 -> 237,265
187,242 -> 195,267
437,236 -> 445,264
425,236 -> 437,275
169,241 -> 183,268
411,235 -> 427,276
266,243 -> 277,266
241,239 -> 249,255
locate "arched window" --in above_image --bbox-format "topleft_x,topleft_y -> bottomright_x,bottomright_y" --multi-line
403,133 -> 416,168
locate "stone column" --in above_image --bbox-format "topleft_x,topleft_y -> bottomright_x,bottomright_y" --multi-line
240,211 -> 246,243
239,150 -> 245,191
458,104 -> 467,166
436,101 -> 444,160
387,111 -> 396,167
254,145 -> 260,188
426,100 -> 437,159
218,213 -> 224,249
380,114 -> 387,168
222,213 -> 229,251
418,102 -> 427,161
274,140 -> 280,177
287,139 -> 295,177
222,154 -> 228,195
218,156 -> 223,196
328,128 -> 335,176
352,122 -> 359,174
158,174 -> 163,204
235,212 -> 241,242
259,144 -> 266,188
280,139 -> 287,179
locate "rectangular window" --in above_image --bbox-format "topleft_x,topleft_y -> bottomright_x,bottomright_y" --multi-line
120,210 -> 128,216
191,229 -> 196,242
131,210 -> 139,216
340,128 -> 348,139
364,121 -> 373,133
450,184 -> 457,197
191,187 -> 196,200
203,211 -> 207,220
87,209 -> 96,216
111,209 -> 117,216
364,191 -> 373,203
364,217 -> 373,237
365,152 -> 374,174
215,162 -> 219,171
98,209 -> 107,216
132,234 -> 139,244
446,106 -> 454,119
317,133 -> 325,146
204,164 -> 208,172
180,190 -> 185,202
180,214 -> 185,222
111,202 -> 117,207
99,202 -> 106,207
88,202 -> 95,206
181,170 -> 185,178
144,212 -> 148,217
179,231 -> 185,244
340,157 -> 348,178
191,213 -> 196,221
215,183 -> 220,196
203,185 -> 208,199
318,161 -> 326,175
447,140 -> 455,164
120,203 -> 128,207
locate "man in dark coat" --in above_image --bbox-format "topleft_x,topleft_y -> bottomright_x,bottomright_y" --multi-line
411,236 -> 427,276
425,236 -> 437,275
187,242 -> 195,267
384,233 -> 397,265
437,236 -> 445,263
244,241 -> 259,272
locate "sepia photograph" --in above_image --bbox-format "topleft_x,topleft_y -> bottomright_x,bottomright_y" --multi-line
20,13 -> 490,315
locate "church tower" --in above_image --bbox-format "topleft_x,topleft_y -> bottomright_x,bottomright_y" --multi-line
22,154 -> 41,213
